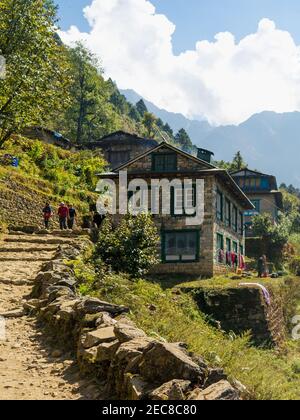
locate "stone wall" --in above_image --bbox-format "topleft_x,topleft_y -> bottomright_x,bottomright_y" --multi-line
181,285 -> 286,347
25,240 -> 242,400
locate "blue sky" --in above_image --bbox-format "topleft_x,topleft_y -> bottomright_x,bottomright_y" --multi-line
56,0 -> 300,54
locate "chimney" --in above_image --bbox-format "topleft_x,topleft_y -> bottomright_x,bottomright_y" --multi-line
197,148 -> 214,164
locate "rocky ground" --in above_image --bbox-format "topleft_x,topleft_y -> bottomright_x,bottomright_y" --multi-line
0,233 -> 101,400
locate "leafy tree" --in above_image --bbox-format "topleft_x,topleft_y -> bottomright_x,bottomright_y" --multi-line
61,43 -> 118,144
0,0 -> 71,147
136,99 -> 148,117
95,214 -> 160,277
252,213 -> 292,246
142,112 -> 157,138
175,128 -> 193,152
163,123 -> 173,137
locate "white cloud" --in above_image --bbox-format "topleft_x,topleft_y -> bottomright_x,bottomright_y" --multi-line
59,0 -> 300,125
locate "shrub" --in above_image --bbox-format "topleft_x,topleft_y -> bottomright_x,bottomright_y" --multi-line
94,214 -> 160,277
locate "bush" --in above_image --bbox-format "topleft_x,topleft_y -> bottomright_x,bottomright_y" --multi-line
94,214 -> 160,277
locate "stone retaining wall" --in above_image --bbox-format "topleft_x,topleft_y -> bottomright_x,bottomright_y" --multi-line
24,240 -> 243,401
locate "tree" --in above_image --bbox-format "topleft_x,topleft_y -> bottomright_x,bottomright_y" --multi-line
136,99 -> 148,117
252,213 -> 292,246
163,123 -> 173,137
61,43 -> 117,144
95,214 -> 160,277
0,0 -> 71,147
175,128 -> 193,152
230,151 -> 246,171
142,112 -> 157,138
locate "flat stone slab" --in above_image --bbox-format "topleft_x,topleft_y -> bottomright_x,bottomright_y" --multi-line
83,327 -> 116,349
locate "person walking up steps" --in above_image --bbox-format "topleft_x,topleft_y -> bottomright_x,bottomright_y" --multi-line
68,205 -> 77,230
42,202 -> 53,230
58,202 -> 69,230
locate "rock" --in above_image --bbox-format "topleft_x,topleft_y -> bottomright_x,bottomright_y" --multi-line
95,340 -> 120,362
51,350 -> 63,358
47,286 -> 75,302
150,380 -> 191,401
139,342 -> 205,385
188,380 -> 240,401
114,321 -> 147,343
82,327 -> 116,349
124,374 -> 151,400
95,312 -> 117,328
75,297 -> 129,316
205,368 -> 227,387
0,308 -> 25,318
56,279 -> 77,291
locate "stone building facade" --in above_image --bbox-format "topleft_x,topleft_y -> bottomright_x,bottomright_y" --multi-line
99,143 -> 253,277
84,131 -> 158,169
231,169 -> 283,237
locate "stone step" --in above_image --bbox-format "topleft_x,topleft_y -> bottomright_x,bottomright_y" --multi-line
0,244 -> 58,253
4,236 -> 74,245
0,251 -> 55,262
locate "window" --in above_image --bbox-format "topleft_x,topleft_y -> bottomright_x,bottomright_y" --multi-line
251,199 -> 261,213
232,205 -> 238,232
216,233 -> 224,251
108,151 -> 130,166
171,184 -> 196,217
216,190 -> 223,221
163,231 -> 199,263
225,199 -> 231,227
226,238 -> 231,252
152,153 -> 177,172
233,241 -> 238,254
239,212 -> 244,236
240,244 -> 244,255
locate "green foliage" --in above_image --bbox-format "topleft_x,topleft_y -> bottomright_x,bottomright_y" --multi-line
175,128 -> 193,152
136,99 -> 148,117
0,0 -> 71,146
142,112 -> 157,138
252,213 -> 292,246
94,214 -> 160,277
215,151 -> 247,171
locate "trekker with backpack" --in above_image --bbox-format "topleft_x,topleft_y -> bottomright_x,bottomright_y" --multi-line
58,202 -> 69,230
42,202 -> 53,230
68,205 -> 77,230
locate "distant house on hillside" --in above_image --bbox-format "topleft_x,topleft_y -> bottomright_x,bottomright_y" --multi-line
231,168 -> 283,237
23,127 -> 75,150
83,131 -> 158,169
98,142 -> 253,277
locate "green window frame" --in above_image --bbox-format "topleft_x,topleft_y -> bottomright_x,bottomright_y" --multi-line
240,244 -> 244,255
162,230 -> 200,263
232,205 -> 238,232
226,238 -> 231,252
233,241 -> 238,254
225,198 -> 231,227
216,190 -> 224,221
152,153 -> 177,172
216,233 -> 224,251
239,212 -> 244,236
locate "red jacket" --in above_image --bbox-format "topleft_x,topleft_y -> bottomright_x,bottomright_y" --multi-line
58,206 -> 69,218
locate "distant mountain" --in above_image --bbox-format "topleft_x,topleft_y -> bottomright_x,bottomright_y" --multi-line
121,89 -> 300,186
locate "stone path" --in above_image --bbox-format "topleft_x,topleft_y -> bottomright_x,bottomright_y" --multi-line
0,233 -> 100,400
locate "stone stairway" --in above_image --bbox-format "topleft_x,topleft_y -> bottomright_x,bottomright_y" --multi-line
0,232 -> 100,400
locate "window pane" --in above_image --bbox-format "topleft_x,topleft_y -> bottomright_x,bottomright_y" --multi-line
164,231 -> 197,261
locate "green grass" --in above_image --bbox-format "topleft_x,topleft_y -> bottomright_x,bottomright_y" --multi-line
72,258 -> 300,400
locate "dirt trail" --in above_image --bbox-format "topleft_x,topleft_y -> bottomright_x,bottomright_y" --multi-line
0,233 -> 100,400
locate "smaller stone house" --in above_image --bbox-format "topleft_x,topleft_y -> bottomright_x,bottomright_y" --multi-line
84,131 -> 158,169
231,168 -> 283,237
23,127 -> 75,150
98,142 -> 254,277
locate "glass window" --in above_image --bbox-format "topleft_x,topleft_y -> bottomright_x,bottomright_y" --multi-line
240,244 -> 244,255
232,205 -> 238,232
239,212 -> 244,236
225,199 -> 231,227
216,190 -> 223,221
152,153 -> 177,172
163,231 -> 199,262
233,241 -> 238,254
251,199 -> 261,213
226,238 -> 231,252
171,185 -> 196,217
216,233 -> 224,251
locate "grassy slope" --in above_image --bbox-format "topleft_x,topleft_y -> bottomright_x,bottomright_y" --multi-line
0,136 -> 104,229
73,257 -> 300,400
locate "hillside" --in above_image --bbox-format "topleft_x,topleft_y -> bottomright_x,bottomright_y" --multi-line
121,89 -> 300,186
0,136 -> 104,231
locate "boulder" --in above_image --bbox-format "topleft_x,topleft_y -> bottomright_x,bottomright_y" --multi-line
75,297 -> 129,316
82,326 -> 116,349
205,368 -> 227,387
124,374 -> 151,400
149,380 -> 191,401
56,279 -> 77,291
114,321 -> 147,343
95,340 -> 120,362
47,286 -> 75,302
188,380 -> 240,401
139,342 -> 205,385
95,312 -> 118,328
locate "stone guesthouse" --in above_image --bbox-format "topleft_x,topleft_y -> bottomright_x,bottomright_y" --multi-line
98,142 -> 254,277
231,168 -> 283,237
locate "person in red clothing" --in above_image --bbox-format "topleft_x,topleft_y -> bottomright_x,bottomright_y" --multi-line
58,202 -> 69,230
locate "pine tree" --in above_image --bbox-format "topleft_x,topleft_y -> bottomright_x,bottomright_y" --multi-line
175,128 -> 193,152
136,99 -> 148,117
